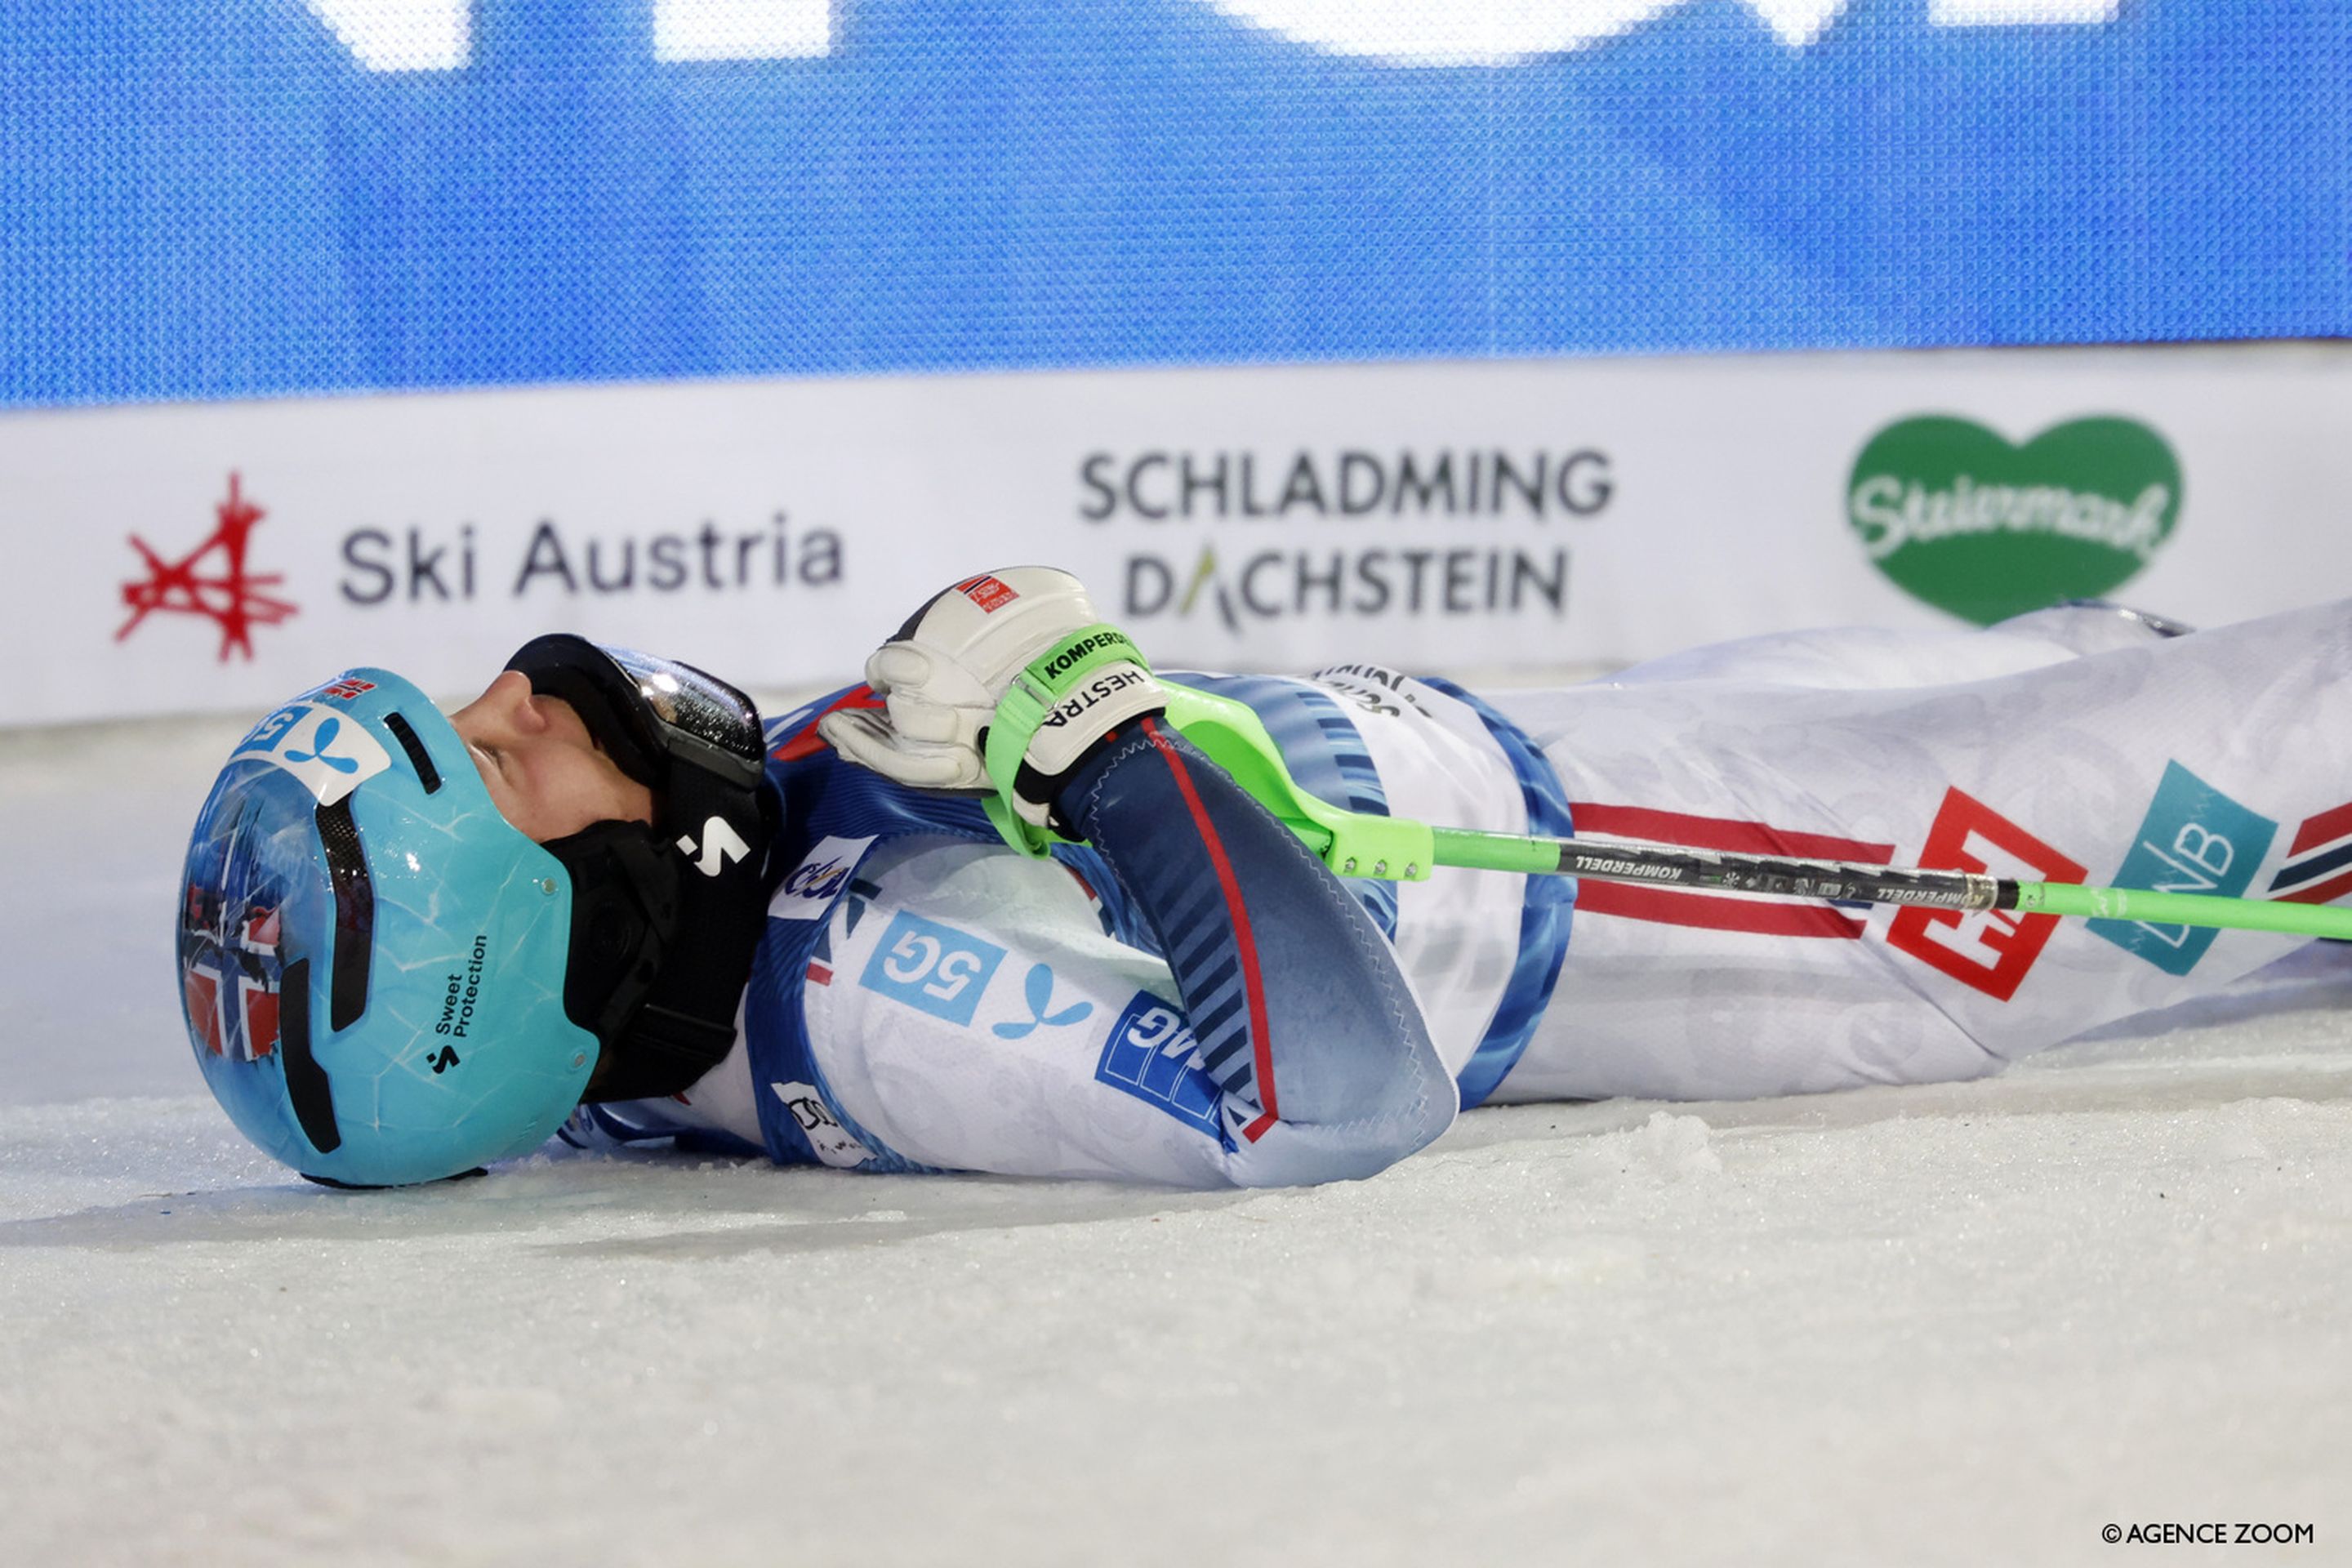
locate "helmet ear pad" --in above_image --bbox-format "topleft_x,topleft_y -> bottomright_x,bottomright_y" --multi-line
541,821 -> 683,1052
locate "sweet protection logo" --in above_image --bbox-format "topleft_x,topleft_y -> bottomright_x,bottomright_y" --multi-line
118,473 -> 298,662
675,817 -> 753,878
1847,416 -> 2180,626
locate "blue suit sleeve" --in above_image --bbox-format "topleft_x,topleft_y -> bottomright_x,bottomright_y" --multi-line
1053,716 -> 1456,1185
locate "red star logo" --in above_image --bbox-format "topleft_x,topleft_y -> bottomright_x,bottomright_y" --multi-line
118,472 -> 299,661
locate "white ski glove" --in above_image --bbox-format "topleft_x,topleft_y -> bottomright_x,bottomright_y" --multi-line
817,568 -> 1169,848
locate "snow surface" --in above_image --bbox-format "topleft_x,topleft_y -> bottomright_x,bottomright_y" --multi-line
5,710 -> 2350,1567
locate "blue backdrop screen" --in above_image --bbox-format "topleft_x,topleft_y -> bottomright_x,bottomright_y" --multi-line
3,2 -> 2345,408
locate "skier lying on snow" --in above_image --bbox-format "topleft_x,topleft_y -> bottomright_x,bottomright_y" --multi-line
177,568 -> 2352,1188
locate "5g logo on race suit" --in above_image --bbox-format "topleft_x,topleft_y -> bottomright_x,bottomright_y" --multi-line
858,912 -> 1008,1027
852,911 -> 1102,1036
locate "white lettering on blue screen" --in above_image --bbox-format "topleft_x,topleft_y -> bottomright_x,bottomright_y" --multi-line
303,1 -> 834,72
1204,2 -> 2119,63
306,1 -> 2115,74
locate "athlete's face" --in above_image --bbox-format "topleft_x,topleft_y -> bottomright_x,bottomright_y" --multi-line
448,670 -> 653,843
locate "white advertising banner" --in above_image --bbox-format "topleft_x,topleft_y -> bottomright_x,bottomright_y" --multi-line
2,342 -> 2348,726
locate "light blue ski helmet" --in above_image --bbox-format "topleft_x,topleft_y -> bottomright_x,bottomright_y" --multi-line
181,646 -> 773,1187
178,670 -> 599,1186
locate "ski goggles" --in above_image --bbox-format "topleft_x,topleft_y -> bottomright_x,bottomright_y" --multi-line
503,634 -> 766,799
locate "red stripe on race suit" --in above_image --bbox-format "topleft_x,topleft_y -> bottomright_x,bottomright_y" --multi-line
2290,800 -> 2352,857
1140,715 -> 1279,1138
770,686 -> 885,762
1570,802 -> 1895,865
1567,801 -> 1891,938
1573,882 -> 1868,938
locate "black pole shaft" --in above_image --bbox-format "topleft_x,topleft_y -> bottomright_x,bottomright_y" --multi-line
1547,836 -> 2014,912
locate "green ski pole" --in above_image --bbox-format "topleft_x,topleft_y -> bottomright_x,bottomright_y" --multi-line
1161,680 -> 2352,944
1428,826 -> 2352,942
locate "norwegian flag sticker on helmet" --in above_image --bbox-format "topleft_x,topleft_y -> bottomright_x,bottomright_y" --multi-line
956,574 -> 1020,613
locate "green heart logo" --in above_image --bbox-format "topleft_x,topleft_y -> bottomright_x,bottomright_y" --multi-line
1847,416 -> 2181,626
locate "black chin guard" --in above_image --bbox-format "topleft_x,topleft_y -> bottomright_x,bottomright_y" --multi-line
506,635 -> 775,1103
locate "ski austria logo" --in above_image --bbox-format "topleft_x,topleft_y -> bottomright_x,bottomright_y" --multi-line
1846,416 -> 2180,626
1203,1 -> 2120,65
118,472 -> 298,662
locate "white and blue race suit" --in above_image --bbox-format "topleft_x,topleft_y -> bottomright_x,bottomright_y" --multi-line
573,602 -> 2352,1186
576,665 -> 1570,1187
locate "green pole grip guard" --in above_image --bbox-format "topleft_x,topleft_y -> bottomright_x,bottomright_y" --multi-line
1161,682 -> 1436,880
1427,826 -> 1566,877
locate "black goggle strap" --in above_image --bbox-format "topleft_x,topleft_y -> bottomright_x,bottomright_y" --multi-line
588,760 -> 776,1103
506,634 -> 775,1103
545,815 -> 753,1106
545,822 -> 680,1045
